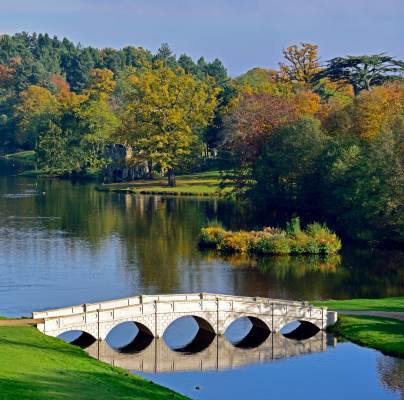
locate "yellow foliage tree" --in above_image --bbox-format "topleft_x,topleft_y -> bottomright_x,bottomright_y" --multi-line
279,43 -> 322,85
119,62 -> 219,186
16,85 -> 59,146
352,82 -> 404,140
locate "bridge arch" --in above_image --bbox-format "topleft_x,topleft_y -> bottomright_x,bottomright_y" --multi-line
157,311 -> 217,338
280,319 -> 320,340
105,321 -> 154,353
162,315 -> 216,353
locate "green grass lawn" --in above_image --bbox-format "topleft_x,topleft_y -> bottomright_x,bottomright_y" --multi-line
98,170 -> 233,196
2,150 -> 36,163
313,297 -> 404,358
328,315 -> 404,358
0,325 -> 188,400
312,297 -> 404,312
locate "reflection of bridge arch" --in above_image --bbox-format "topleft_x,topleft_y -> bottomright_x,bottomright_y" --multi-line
86,332 -> 333,373
281,320 -> 320,341
58,329 -> 97,348
226,316 -> 271,349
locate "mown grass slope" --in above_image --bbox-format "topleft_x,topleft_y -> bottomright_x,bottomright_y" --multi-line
0,325 -> 188,400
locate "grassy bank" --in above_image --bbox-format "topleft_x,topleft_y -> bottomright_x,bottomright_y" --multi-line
313,297 -> 404,358
97,170 -> 232,196
2,150 -> 36,163
0,324 -> 188,400
18,167 -> 102,180
328,315 -> 404,358
312,297 -> 404,312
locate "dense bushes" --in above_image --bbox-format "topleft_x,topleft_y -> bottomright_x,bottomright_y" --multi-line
199,217 -> 341,255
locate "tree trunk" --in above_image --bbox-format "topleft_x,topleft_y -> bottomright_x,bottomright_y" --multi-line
167,168 -> 176,187
147,160 -> 153,180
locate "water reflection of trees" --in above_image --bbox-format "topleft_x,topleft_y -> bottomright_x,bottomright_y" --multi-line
201,252 -> 341,277
2,169 -> 404,299
377,355 -> 404,398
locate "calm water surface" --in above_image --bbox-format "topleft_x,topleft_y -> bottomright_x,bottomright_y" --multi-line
0,159 -> 403,399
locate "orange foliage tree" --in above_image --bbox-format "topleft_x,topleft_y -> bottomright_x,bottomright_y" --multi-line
223,93 -> 297,169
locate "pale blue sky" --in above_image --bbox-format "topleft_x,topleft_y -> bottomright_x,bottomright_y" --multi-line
0,0 -> 403,75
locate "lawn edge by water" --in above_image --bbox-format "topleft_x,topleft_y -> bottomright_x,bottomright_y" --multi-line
97,170 -> 233,197
1,150 -> 36,163
312,297 -> 404,312
0,323 -> 189,400
314,297 -> 404,358
327,314 -> 404,358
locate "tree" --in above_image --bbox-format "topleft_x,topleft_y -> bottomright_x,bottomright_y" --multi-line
351,82 -> 404,140
15,85 -> 59,147
252,117 -> 328,208
279,43 -> 321,85
153,43 -> 177,69
236,68 -> 294,96
119,62 -> 219,186
320,126 -> 404,243
223,93 -> 297,167
178,54 -> 197,75
78,68 -> 119,168
316,54 -> 404,96
85,68 -> 116,97
322,81 -> 404,140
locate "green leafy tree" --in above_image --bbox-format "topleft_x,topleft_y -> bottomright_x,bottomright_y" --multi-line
252,117 -> 328,208
316,54 -> 404,96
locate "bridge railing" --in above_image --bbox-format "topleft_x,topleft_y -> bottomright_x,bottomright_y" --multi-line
32,292 -> 314,319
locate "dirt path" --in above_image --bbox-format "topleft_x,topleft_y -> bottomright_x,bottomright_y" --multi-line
0,318 -> 44,326
336,310 -> 404,321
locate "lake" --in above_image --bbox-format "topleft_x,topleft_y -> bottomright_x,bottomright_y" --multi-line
0,159 -> 403,399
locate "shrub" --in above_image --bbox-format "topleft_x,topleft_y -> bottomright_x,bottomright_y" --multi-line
306,223 -> 342,254
288,231 -> 311,254
250,234 -> 291,255
199,226 -> 226,248
286,217 -> 302,235
217,231 -> 251,253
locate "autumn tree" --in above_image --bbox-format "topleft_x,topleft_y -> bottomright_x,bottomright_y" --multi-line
15,85 -> 59,147
119,62 -> 219,186
322,81 -> 404,140
351,82 -> 404,140
222,93 -> 297,190
316,54 -> 404,96
279,43 -> 322,85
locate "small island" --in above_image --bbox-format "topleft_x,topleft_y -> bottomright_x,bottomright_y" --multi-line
199,218 -> 341,255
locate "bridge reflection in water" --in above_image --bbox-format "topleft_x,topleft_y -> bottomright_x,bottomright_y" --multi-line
84,331 -> 335,373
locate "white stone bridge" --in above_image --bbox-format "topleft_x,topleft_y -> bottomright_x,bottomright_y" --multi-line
33,293 -> 337,340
